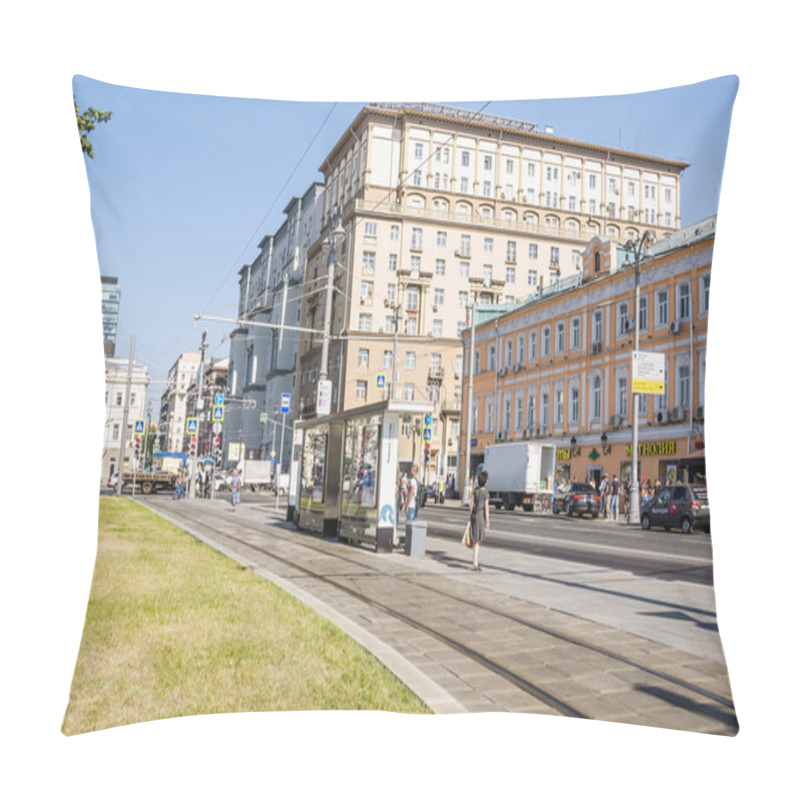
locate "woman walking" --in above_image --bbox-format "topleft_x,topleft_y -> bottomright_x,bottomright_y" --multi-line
469,471 -> 490,571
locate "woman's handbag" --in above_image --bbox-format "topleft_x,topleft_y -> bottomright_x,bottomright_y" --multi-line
462,520 -> 473,548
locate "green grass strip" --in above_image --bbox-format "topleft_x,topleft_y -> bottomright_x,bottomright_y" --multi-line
62,497 -> 430,734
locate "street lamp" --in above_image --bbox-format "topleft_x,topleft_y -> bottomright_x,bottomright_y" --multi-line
622,229 -> 655,525
461,299 -> 477,506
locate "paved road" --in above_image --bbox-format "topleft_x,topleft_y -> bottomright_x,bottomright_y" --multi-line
415,503 -> 715,585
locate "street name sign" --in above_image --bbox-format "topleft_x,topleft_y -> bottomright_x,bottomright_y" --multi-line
632,350 -> 665,394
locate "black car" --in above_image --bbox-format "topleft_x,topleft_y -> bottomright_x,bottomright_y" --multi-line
640,484 -> 710,533
552,482 -> 602,518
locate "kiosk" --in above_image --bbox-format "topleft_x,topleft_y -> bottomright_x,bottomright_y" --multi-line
288,399 -> 434,552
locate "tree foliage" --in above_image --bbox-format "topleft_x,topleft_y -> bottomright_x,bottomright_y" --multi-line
74,96 -> 113,158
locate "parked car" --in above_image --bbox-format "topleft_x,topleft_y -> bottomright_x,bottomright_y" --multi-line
214,471 -> 231,492
552,482 -> 602,518
640,484 -> 710,533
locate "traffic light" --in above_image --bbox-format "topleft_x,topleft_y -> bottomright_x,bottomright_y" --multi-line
424,443 -> 430,464
214,436 -> 222,465
134,436 -> 141,458
189,435 -> 197,456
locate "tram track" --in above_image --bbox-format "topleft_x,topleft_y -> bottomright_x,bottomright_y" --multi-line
143,498 -> 737,733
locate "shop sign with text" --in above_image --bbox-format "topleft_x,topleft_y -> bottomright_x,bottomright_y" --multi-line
626,440 -> 677,457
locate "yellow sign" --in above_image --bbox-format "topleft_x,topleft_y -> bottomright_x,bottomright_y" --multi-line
632,378 -> 665,394
626,440 -> 677,457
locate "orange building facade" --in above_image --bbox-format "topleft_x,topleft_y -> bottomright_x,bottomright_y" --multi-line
459,217 -> 715,491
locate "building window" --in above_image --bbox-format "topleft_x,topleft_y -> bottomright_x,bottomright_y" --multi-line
639,295 -> 648,332
390,225 -> 399,241
483,264 -> 492,285
413,170 -> 422,186
529,331 -> 537,362
556,321 -> 566,354
593,310 -> 602,346
678,283 -> 691,320
550,247 -> 559,266
515,395 -> 523,429
542,327 -> 551,357
570,387 -> 579,424
364,221 -> 377,237
657,289 -> 669,326
411,227 -> 422,249
461,150 -> 470,167
506,266 -> 516,284
460,234 -> 471,256
436,230 -> 447,247
458,290 -> 468,309
486,399 -> 494,432
617,376 -> 628,416
406,286 -> 419,311
383,350 -> 393,369
529,243 -> 538,259
507,241 -> 517,262
433,287 -> 445,306
517,334 -> 525,364
360,280 -> 374,303
528,270 -> 538,287
592,376 -> 601,420
527,395 -> 536,428
617,301 -> 630,336
358,348 -> 369,367
555,389 -> 564,425
362,251 -> 375,271
389,254 -> 398,272
484,237 -> 493,253
358,314 -> 372,332
505,339 -> 513,367
432,319 -> 443,337
488,345 -> 496,371
356,380 -> 367,401
414,143 -> 423,159
403,383 -> 415,401
702,274 -> 711,313
679,365 -> 690,408
571,317 -> 581,350
405,351 -> 416,370
435,259 -> 446,276
460,261 -> 469,278
541,392 -> 550,429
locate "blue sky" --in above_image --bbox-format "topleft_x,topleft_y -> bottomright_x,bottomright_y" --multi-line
73,75 -> 738,406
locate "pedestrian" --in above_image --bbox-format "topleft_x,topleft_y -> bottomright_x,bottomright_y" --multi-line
405,465 -> 420,522
599,473 -> 609,519
469,471 -> 490,571
230,468 -> 242,511
610,474 -> 620,520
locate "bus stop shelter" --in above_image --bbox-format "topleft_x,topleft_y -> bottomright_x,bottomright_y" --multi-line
287,399 -> 434,552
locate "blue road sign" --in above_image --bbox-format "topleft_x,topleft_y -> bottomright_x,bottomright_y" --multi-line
212,405 -> 224,422
281,393 -> 291,414
424,413 -> 432,426
186,418 -> 199,435
376,373 -> 386,389
423,427 -> 431,441
214,391 -> 224,406
134,419 -> 145,435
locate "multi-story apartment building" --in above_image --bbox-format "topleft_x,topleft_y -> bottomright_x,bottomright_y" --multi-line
460,216 -> 715,491
158,351 -> 201,453
297,102 -> 687,482
101,356 -> 149,483
225,182 -> 325,468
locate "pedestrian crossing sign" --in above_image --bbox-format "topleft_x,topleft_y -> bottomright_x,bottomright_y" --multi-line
134,419 -> 145,435
186,417 -> 199,435
376,373 -> 386,390
212,405 -> 224,422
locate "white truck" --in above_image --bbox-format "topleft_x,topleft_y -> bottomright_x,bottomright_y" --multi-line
481,441 -> 556,511
241,459 -> 272,491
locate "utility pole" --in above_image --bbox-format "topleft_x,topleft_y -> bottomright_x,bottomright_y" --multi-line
318,209 -> 345,408
116,334 -> 135,496
189,329 -> 207,500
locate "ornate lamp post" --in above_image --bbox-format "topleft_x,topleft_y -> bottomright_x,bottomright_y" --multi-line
623,229 -> 655,525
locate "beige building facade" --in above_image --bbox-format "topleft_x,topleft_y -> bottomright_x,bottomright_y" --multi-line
298,103 -> 687,484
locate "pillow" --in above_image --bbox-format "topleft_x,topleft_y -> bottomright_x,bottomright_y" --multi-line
65,75 -> 739,738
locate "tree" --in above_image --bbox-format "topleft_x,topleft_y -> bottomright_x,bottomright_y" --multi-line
74,96 -> 113,158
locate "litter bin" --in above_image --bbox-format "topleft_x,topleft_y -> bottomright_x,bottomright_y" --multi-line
404,521 -> 427,557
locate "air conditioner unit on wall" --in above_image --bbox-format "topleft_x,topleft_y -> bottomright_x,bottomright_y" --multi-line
697,405 -> 704,420
671,407 -> 686,422
669,320 -> 680,334
591,341 -> 602,354
610,414 -> 624,429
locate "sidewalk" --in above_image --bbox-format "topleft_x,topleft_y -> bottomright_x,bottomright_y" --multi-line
144,496 -> 735,731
